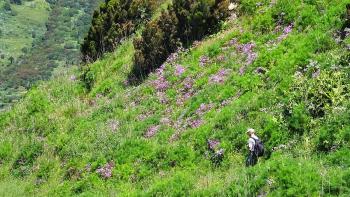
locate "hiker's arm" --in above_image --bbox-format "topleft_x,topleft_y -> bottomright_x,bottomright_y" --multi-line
248,139 -> 254,152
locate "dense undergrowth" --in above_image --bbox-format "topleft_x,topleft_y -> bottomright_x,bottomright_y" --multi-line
1,0 -> 350,196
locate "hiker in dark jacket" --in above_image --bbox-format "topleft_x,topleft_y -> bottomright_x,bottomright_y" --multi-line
246,128 -> 260,167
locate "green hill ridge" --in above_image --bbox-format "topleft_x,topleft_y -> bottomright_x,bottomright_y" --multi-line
1,0 -> 350,196
0,0 -> 101,110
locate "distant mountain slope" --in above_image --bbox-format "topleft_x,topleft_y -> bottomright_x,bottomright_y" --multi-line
0,0 -> 49,67
0,0 -> 101,110
1,0 -> 350,196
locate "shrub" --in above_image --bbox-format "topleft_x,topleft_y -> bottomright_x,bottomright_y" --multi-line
315,109 -> 350,152
239,0 -> 260,15
130,9 -> 180,80
173,0 -> 229,46
285,104 -> 311,135
288,70 -> 350,119
81,0 -> 157,62
11,140 -> 43,177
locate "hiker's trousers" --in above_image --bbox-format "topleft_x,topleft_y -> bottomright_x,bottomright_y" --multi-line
246,151 -> 257,167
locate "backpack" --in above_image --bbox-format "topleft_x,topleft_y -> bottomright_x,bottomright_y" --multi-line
252,138 -> 264,157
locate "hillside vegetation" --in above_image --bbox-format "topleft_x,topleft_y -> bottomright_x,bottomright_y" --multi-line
0,0 -> 101,110
1,0 -> 350,196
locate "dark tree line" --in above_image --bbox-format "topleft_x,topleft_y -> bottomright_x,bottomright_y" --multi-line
81,0 -> 158,62
130,0 -> 230,81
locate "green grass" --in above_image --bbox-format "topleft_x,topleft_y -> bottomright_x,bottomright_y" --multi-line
1,0 -> 350,196
0,0 -> 50,66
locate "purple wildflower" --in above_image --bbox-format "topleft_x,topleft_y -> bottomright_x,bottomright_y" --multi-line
188,119 -> 203,128
228,38 -> 238,46
137,114 -> 147,121
157,91 -> 168,104
277,24 -> 293,42
196,103 -> 214,116
160,117 -> 171,126
183,91 -> 193,100
199,55 -> 210,67
216,55 -> 226,62
152,76 -> 168,92
144,125 -> 160,138
174,64 -> 185,76
209,69 -> 230,84
207,139 -> 220,151
283,24 -> 293,34
221,99 -> 231,106
183,77 -> 194,90
96,161 -> 115,179
155,64 -> 167,77
237,42 -> 257,65
176,98 -> 184,106
166,53 -> 179,64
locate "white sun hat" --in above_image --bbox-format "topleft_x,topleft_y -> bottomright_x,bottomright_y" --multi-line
246,128 -> 255,134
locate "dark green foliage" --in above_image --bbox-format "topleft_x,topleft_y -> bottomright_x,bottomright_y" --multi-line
81,66 -> 95,91
81,0 -> 157,62
131,9 -> 180,80
285,104 -> 310,135
315,108 -> 350,152
173,0 -> 229,46
327,148 -> 350,168
10,0 -> 22,5
340,4 -> 350,39
11,140 -> 43,177
130,0 -> 230,81
3,1 -> 12,11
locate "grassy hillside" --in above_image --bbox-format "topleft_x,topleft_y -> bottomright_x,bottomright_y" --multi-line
1,0 -> 350,196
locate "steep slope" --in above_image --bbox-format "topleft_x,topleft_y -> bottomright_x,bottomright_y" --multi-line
1,0 -> 350,196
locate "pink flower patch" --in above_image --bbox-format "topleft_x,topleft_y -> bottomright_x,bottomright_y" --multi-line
188,119 -> 203,128
152,76 -> 169,92
196,103 -> 214,116
174,64 -> 185,76
144,125 -> 160,138
209,69 -> 231,84
96,161 -> 115,179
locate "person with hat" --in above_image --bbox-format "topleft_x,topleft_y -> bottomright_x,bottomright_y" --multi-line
246,128 -> 261,167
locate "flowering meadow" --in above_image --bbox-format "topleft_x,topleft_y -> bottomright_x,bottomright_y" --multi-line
1,0 -> 350,196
